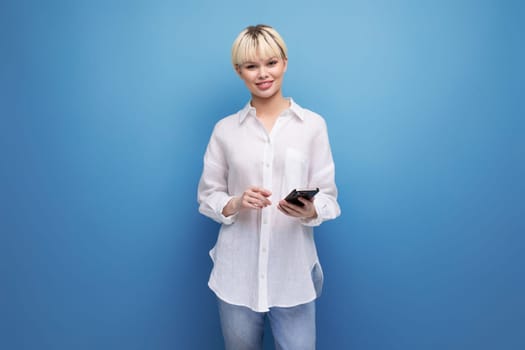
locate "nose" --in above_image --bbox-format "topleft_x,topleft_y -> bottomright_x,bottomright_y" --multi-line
258,66 -> 269,79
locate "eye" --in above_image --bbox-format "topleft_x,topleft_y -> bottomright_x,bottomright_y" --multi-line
268,60 -> 278,66
245,64 -> 257,70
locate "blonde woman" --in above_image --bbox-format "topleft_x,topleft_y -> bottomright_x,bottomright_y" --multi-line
198,24 -> 340,350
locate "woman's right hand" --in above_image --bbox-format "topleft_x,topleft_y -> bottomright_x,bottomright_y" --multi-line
222,187 -> 272,217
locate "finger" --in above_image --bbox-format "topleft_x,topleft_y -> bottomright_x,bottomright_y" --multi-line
297,197 -> 313,205
279,201 -> 301,216
253,193 -> 271,206
260,189 -> 272,197
251,197 -> 263,208
279,200 -> 295,210
297,198 -> 315,210
280,204 -> 301,217
252,187 -> 272,197
261,197 -> 272,206
282,199 -> 303,210
242,196 -> 258,208
248,196 -> 269,209
278,203 -> 290,215
296,198 -> 316,217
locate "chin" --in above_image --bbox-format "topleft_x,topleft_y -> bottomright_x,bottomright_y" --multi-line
253,89 -> 279,99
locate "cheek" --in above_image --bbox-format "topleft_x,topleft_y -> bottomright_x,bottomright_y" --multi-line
273,68 -> 285,79
241,73 -> 256,83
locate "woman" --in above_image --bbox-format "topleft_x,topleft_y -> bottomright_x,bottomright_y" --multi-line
197,24 -> 340,350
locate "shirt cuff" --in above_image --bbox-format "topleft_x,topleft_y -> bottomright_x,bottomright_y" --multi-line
218,195 -> 239,225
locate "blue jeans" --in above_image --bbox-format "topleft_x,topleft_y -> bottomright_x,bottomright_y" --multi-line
217,298 -> 316,350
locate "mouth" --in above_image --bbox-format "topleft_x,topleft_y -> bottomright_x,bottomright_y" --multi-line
256,80 -> 273,90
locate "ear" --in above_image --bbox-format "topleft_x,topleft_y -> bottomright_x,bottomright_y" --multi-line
234,64 -> 242,77
283,58 -> 288,72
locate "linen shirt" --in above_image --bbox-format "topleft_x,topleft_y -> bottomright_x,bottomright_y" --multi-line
197,99 -> 340,312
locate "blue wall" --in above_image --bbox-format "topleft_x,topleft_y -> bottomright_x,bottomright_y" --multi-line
2,1 -> 523,349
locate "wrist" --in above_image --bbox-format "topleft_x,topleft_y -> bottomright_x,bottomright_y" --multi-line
307,212 -> 318,219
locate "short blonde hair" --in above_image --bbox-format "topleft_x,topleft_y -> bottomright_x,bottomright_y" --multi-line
231,24 -> 288,67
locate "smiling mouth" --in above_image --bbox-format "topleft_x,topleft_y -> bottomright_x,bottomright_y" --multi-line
256,81 -> 273,90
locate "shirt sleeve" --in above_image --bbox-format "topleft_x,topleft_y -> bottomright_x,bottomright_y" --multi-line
301,118 -> 341,227
197,125 -> 238,225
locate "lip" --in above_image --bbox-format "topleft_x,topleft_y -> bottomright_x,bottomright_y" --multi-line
256,80 -> 273,90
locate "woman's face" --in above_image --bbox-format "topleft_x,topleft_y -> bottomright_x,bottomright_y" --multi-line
236,56 -> 287,100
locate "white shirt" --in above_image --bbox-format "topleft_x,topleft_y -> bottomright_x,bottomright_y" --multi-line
197,99 -> 341,312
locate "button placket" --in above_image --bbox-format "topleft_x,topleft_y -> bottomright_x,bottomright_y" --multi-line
257,136 -> 273,310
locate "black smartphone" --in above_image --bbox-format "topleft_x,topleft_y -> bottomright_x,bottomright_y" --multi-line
284,188 -> 319,207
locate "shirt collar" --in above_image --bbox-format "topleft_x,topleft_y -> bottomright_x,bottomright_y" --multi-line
238,98 -> 304,124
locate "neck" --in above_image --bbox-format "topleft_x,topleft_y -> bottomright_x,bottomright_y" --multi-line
250,93 -> 289,119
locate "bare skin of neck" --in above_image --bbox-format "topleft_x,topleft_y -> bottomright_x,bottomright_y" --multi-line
251,93 -> 290,133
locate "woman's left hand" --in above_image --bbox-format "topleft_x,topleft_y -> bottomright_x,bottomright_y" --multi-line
277,197 -> 317,219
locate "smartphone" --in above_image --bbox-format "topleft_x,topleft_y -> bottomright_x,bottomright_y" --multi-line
284,188 -> 319,207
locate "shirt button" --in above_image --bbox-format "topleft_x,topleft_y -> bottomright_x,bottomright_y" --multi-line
262,247 -> 267,253
265,163 -> 270,168
260,274 -> 265,279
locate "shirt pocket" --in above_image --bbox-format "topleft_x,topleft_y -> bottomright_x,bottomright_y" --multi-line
283,147 -> 309,192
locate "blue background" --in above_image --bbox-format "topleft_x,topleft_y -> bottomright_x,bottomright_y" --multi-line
1,0 -> 524,349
